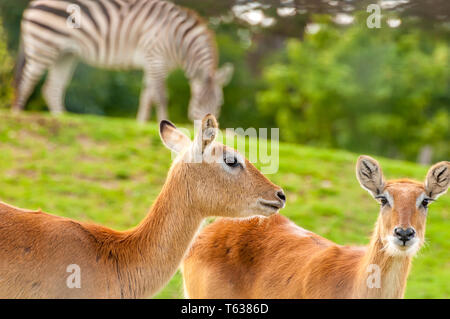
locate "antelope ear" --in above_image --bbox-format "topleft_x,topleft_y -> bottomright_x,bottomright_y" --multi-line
356,155 -> 386,197
215,63 -> 234,86
192,114 -> 218,155
159,120 -> 191,153
425,161 -> 450,199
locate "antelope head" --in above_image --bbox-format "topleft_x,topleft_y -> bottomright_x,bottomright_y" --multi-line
356,155 -> 449,257
159,113 -> 285,218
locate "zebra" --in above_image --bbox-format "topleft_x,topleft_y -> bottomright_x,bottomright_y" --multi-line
13,0 -> 234,122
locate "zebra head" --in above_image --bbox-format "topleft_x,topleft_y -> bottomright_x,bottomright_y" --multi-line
188,63 -> 234,121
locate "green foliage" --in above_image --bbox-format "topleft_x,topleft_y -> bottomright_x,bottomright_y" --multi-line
0,0 -> 28,50
258,15 -> 450,162
0,20 -> 13,109
0,111 -> 448,298
214,29 -> 270,129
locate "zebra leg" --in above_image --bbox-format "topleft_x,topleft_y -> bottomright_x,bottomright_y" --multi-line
137,77 -> 168,122
154,81 -> 168,122
137,61 -> 168,122
13,59 -> 48,112
42,55 -> 77,115
136,80 -> 167,122
136,83 -> 153,123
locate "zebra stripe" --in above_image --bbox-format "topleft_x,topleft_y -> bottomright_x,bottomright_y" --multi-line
14,0 -> 234,121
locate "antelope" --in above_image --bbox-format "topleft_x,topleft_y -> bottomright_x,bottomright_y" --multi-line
182,156 -> 449,299
0,114 -> 286,298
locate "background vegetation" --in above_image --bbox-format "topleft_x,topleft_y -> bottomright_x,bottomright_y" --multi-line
258,16 -> 449,161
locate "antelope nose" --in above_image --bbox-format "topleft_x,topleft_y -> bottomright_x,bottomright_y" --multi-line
276,190 -> 286,203
394,227 -> 415,244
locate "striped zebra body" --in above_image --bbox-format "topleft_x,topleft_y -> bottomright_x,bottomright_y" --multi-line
14,0 -> 234,121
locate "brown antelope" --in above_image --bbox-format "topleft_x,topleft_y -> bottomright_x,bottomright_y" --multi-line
0,114 -> 285,298
182,156 -> 449,299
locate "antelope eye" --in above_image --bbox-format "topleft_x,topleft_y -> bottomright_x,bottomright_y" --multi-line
422,198 -> 431,208
224,154 -> 240,168
376,196 -> 388,206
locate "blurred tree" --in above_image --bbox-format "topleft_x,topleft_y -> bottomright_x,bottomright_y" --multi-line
258,14 -> 449,162
0,0 -> 28,51
0,19 -> 13,109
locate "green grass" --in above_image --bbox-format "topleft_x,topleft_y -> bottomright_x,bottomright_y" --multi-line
0,110 -> 448,298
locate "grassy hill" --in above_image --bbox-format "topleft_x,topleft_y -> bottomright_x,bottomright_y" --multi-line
0,110 -> 448,298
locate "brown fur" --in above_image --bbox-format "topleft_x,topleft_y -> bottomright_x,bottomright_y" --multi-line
182,158 -> 449,299
0,115 -> 284,298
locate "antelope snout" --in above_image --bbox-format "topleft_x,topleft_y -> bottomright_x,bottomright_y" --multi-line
258,189 -> 286,214
394,227 -> 416,245
276,190 -> 286,208
276,190 -> 286,203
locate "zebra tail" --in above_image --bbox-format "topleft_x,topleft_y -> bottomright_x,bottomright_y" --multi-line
14,40 -> 25,89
